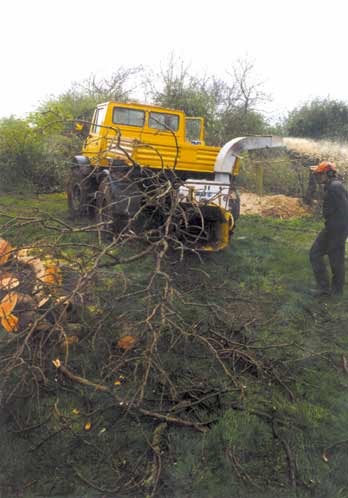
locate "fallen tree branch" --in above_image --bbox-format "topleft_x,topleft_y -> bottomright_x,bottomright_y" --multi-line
53,360 -> 208,432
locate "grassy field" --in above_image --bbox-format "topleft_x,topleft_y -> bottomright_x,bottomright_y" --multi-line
1,193 -> 348,498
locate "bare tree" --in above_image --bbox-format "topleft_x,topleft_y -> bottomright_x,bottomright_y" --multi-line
75,65 -> 144,102
228,57 -> 271,114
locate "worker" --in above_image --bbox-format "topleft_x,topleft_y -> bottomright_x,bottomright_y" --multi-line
309,161 -> 348,296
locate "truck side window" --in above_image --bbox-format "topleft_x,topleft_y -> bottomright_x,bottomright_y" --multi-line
149,112 -> 179,132
91,107 -> 107,134
185,118 -> 202,143
113,107 -> 145,127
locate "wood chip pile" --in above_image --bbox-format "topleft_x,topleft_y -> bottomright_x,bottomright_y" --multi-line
240,193 -> 310,219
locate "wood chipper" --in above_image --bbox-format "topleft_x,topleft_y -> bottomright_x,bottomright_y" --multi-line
67,102 -> 283,251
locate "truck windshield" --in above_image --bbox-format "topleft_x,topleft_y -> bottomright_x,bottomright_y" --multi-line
149,112 -> 179,132
91,106 -> 107,134
113,107 -> 145,127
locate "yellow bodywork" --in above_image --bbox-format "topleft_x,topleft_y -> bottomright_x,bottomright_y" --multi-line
72,104 -> 282,252
76,101 -> 235,252
81,102 -> 220,175
199,208 -> 233,252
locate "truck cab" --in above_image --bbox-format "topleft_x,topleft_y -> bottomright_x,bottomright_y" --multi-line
69,101 -> 282,251
79,101 -> 219,179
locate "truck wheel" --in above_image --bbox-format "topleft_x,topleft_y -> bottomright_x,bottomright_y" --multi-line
67,170 -> 94,218
96,178 -> 115,239
96,178 -> 130,240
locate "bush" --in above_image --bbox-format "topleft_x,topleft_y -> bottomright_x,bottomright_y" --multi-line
0,117 -> 43,192
0,117 -> 81,193
286,98 -> 348,141
237,150 -> 309,197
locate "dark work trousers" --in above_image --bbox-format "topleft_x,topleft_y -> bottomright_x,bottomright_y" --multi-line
309,224 -> 348,294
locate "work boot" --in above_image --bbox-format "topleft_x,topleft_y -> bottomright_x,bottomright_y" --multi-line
308,288 -> 330,298
331,287 -> 343,297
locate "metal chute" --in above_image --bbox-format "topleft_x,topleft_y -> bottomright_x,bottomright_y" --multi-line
214,136 -> 284,182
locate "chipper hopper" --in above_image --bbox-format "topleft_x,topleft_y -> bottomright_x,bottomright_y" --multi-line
67,102 -> 283,251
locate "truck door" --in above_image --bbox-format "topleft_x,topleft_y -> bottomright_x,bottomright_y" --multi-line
140,110 -> 181,169
84,106 -> 107,161
112,106 -> 145,141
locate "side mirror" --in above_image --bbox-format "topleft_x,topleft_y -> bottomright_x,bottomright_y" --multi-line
74,121 -> 84,132
73,121 -> 89,138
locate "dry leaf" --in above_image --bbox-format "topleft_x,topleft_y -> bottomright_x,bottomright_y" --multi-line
72,408 -> 80,415
29,258 -> 46,277
52,358 -> 61,368
65,336 -> 79,346
42,265 -> 62,285
55,295 -> 68,304
117,335 -> 136,351
1,313 -> 19,333
322,451 -> 329,463
87,305 -> 98,313
37,296 -> 50,308
0,292 -> 18,317
34,321 -> 52,332
0,239 -> 13,265
16,248 -> 29,259
0,272 -> 20,290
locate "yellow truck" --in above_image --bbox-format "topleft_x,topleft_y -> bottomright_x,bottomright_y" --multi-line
68,101 -> 282,251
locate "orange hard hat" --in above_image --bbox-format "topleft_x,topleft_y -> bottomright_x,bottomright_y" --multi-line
310,161 -> 337,174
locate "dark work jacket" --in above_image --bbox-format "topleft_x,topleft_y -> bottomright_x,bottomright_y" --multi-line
323,178 -> 348,228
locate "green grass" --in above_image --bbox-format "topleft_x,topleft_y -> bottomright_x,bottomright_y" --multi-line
0,192 -> 67,211
0,192 -> 98,253
2,194 -> 348,498
163,214 -> 348,498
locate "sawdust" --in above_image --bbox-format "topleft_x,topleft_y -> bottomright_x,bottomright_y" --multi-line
284,137 -> 348,165
284,137 -> 348,184
240,192 -> 311,219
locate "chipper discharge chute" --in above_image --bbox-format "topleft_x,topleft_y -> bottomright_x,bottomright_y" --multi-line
67,101 -> 284,251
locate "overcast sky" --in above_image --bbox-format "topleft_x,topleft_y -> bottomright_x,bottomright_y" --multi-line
1,0 -> 347,120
